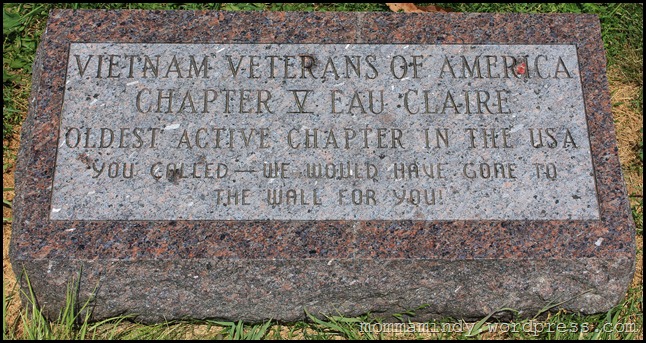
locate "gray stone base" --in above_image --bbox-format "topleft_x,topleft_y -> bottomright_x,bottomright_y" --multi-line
14,257 -> 633,323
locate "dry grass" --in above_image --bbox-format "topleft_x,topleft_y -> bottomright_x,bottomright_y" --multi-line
609,61 -> 643,199
3,130 -> 22,339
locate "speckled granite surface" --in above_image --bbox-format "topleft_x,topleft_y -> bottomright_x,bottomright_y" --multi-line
51,42 -> 599,221
10,10 -> 635,323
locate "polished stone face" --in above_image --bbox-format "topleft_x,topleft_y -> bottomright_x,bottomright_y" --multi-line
52,43 -> 597,221
10,10 -> 635,323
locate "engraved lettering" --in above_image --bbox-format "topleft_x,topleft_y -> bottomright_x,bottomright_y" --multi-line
54,43 -> 597,221
74,55 -> 92,77
107,54 -> 121,78
289,90 -> 313,113
226,55 -> 244,78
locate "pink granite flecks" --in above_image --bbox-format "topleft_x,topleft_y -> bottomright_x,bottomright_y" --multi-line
10,10 -> 635,323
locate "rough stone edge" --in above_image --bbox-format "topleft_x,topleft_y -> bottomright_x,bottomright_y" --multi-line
11,257 -> 633,323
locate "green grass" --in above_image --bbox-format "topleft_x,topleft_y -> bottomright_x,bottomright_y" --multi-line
3,4 -> 46,147
3,2 -> 643,340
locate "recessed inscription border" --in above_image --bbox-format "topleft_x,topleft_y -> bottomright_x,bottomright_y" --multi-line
50,42 -> 600,221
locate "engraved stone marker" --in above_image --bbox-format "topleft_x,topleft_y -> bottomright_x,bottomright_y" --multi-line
11,10 -> 636,323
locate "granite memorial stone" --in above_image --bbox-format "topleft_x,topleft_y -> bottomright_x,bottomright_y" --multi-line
10,10 -> 636,323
